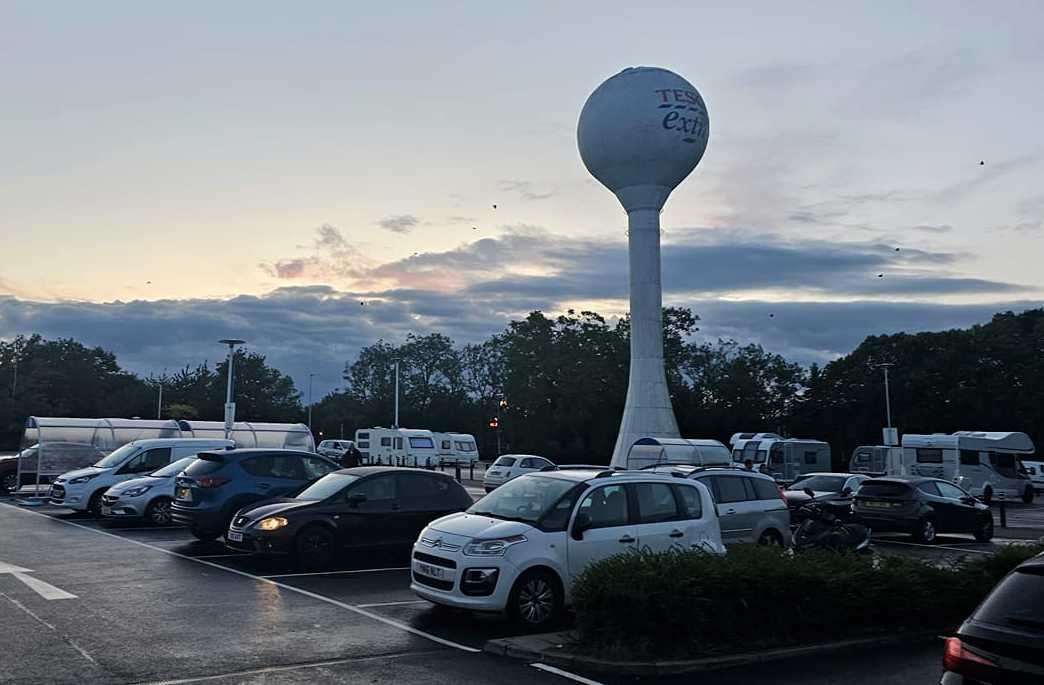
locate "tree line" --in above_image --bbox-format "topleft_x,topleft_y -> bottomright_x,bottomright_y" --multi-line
4,307 -> 1044,468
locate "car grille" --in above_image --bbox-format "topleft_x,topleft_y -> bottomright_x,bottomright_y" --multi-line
232,515 -> 249,529
101,494 -> 118,506
50,485 -> 66,501
413,572 -> 455,591
419,536 -> 461,552
413,551 -> 457,569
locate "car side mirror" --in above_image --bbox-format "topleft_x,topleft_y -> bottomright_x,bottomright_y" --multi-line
571,513 -> 592,541
960,496 -> 975,505
842,487 -> 853,497
803,488 -> 815,498
347,493 -> 367,508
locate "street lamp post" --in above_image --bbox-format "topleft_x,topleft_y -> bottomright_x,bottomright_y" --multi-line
218,339 -> 246,439
871,361 -> 896,447
497,399 -> 508,457
307,373 -> 315,432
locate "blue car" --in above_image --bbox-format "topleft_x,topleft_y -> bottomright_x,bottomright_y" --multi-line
171,449 -> 339,541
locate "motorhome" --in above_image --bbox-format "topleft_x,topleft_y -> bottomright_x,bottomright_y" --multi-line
354,427 -> 438,466
1022,460 -> 1044,493
849,445 -> 904,476
731,436 -> 832,482
728,433 -> 782,462
625,437 -> 732,470
902,431 -> 1035,503
433,432 -> 479,465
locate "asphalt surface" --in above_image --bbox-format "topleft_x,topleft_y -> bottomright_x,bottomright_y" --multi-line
2,498 -> 1042,685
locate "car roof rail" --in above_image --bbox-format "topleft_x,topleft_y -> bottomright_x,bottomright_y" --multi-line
639,462 -> 699,470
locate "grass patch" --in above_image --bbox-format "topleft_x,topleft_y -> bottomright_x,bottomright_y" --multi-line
571,543 -> 1044,659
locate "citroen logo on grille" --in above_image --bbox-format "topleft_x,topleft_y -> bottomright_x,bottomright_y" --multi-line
432,538 -> 442,548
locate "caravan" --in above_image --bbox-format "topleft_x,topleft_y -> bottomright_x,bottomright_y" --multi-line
730,436 -> 832,482
849,445 -> 904,476
433,432 -> 479,465
902,432 -> 1035,504
625,437 -> 732,470
354,427 -> 438,466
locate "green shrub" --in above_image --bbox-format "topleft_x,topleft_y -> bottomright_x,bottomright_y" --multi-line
571,544 -> 1043,659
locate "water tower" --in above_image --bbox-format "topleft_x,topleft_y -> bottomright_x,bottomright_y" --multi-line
577,67 -> 710,468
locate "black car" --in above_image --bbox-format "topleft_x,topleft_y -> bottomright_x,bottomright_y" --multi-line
225,467 -> 472,568
783,472 -> 869,522
941,552 -> 1044,683
171,449 -> 340,541
852,476 -> 993,543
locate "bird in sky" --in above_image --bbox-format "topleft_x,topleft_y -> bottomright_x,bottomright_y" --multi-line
877,274 -> 884,278
472,226 -> 479,230
492,204 -> 497,209
979,160 -> 985,165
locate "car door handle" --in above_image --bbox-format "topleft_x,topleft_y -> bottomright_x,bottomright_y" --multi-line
725,508 -> 737,515
258,483 -> 271,490
669,530 -> 684,538
618,535 -> 635,544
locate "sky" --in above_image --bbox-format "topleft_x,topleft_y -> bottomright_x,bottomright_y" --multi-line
2,1 -> 1043,399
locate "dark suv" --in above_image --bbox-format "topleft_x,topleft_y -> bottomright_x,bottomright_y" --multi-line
171,449 -> 339,541
852,476 -> 993,543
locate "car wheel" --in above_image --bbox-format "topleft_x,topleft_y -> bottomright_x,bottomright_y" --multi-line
1,471 -> 17,494
1022,487 -> 1035,505
757,529 -> 783,547
190,526 -> 220,542
88,490 -> 105,517
145,497 -> 173,526
508,569 -> 562,630
912,518 -> 936,544
974,515 -> 994,542
982,486 -> 993,505
296,526 -> 334,570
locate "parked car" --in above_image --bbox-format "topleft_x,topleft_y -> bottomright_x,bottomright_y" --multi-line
940,551 -> 1044,683
852,476 -> 993,543
646,465 -> 791,546
225,467 -> 472,568
1022,460 -> 1044,493
100,456 -> 199,525
317,440 -> 354,460
783,472 -> 870,522
50,438 -> 233,515
411,468 -> 725,629
171,449 -> 340,541
0,454 -> 19,493
482,454 -> 556,492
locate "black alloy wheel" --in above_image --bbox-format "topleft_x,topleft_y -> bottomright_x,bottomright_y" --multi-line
296,526 -> 334,570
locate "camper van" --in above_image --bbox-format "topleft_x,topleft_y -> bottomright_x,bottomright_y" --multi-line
433,432 -> 479,465
354,427 -> 438,466
902,432 -> 1035,504
625,437 -> 732,470
731,437 -> 832,482
849,445 -> 904,476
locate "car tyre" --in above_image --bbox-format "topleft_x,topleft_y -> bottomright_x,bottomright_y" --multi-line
296,525 -> 334,570
145,497 -> 174,526
1,471 -> 17,494
508,569 -> 563,630
757,529 -> 783,547
974,515 -> 994,542
912,518 -> 936,544
190,526 -> 220,542
87,490 -> 105,517
1022,487 -> 1034,505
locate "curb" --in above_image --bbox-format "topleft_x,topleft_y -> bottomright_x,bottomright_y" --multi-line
484,630 -> 940,676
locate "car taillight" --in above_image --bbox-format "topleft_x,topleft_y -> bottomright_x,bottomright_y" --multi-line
943,637 -> 998,680
196,476 -> 230,489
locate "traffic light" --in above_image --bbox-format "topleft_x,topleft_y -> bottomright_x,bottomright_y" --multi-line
488,417 -> 500,430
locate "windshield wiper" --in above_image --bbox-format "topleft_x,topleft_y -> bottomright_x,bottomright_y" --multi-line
469,510 -> 533,523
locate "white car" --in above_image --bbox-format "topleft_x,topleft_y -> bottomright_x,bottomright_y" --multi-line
1023,461 -> 1044,493
317,440 -> 354,460
50,438 -> 233,515
411,468 -> 725,628
482,454 -> 555,493
100,456 -> 198,525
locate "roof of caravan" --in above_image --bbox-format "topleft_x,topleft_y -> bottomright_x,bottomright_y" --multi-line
902,432 -> 1035,452
633,437 -> 727,448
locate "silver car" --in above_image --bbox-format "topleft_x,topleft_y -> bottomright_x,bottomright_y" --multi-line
100,456 -> 197,525
645,465 -> 792,546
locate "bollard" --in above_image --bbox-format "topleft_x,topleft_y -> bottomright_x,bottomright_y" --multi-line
999,493 -> 1007,528
469,462 -> 475,481
454,462 -> 461,482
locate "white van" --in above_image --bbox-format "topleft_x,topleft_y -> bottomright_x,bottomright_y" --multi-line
354,427 -> 438,467
49,438 -> 233,515
434,432 -> 479,465
732,437 -> 831,482
625,437 -> 732,470
902,432 -> 1035,503
1022,460 -> 1044,493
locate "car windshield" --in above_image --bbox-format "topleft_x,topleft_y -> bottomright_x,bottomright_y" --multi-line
469,475 -> 576,524
149,457 -> 196,478
787,475 -> 846,492
294,473 -> 360,501
93,444 -> 140,469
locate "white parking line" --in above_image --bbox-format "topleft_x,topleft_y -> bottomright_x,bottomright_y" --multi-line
530,663 -> 604,684
356,600 -> 430,608
263,567 -> 410,579
1,591 -> 97,665
192,553 -> 249,559
2,504 -> 480,654
873,539 -> 991,554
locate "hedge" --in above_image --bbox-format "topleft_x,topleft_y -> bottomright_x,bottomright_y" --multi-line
571,544 -> 1044,659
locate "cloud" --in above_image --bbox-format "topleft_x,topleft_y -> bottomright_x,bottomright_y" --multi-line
377,215 -> 420,233
497,180 -> 556,202
911,224 -> 953,234
260,224 -> 368,281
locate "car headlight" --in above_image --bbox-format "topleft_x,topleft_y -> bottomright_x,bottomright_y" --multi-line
257,516 -> 289,531
69,474 -> 98,485
463,535 -> 527,556
123,485 -> 152,497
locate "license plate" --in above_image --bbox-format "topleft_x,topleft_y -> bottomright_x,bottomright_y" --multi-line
415,562 -> 445,579
864,501 -> 891,508
227,531 -> 243,542
176,487 -> 192,502
101,505 -> 112,516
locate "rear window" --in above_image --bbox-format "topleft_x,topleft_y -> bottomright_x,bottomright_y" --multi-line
973,569 -> 1044,630
858,481 -> 913,497
184,455 -> 224,476
916,449 -> 943,463
494,457 -> 517,467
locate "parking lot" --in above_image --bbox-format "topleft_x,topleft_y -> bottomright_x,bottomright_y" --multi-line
2,494 -> 1042,685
